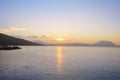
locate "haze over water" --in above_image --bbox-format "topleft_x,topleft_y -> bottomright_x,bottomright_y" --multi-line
0,46 -> 120,80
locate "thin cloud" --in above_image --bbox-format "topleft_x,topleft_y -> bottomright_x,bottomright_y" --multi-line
0,29 -> 10,33
0,27 -> 27,33
26,36 -> 39,38
39,35 -> 57,43
9,27 -> 27,31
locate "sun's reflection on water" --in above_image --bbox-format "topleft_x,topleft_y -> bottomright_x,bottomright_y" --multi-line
57,46 -> 62,74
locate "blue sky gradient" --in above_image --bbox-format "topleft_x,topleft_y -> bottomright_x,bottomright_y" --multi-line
0,0 -> 120,43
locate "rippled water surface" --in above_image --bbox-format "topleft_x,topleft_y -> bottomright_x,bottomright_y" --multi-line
0,46 -> 120,80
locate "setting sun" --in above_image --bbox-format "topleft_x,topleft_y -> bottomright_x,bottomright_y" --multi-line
55,38 -> 65,42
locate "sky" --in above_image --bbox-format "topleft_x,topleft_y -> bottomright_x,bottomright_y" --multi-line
0,0 -> 120,44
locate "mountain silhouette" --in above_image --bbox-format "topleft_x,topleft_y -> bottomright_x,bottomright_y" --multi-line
93,41 -> 117,47
48,43 -> 91,46
48,41 -> 119,47
0,33 -> 44,46
33,40 -> 47,45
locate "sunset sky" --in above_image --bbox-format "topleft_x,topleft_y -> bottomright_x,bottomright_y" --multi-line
0,0 -> 120,44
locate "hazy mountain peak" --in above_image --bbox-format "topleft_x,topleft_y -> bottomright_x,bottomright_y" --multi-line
94,40 -> 116,47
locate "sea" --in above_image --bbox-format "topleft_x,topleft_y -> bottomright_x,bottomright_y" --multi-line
0,46 -> 120,80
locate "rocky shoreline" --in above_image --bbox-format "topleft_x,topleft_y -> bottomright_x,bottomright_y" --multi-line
0,46 -> 21,50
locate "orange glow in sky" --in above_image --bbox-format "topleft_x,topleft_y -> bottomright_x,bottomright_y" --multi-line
55,38 -> 65,42
0,0 -> 120,44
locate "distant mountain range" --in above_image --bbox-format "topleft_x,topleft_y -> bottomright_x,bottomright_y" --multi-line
33,40 -> 47,45
48,41 -> 120,47
0,33 -> 119,47
0,33 -> 44,46
93,41 -> 118,47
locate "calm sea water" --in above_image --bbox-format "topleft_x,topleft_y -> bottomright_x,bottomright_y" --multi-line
0,46 -> 120,80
